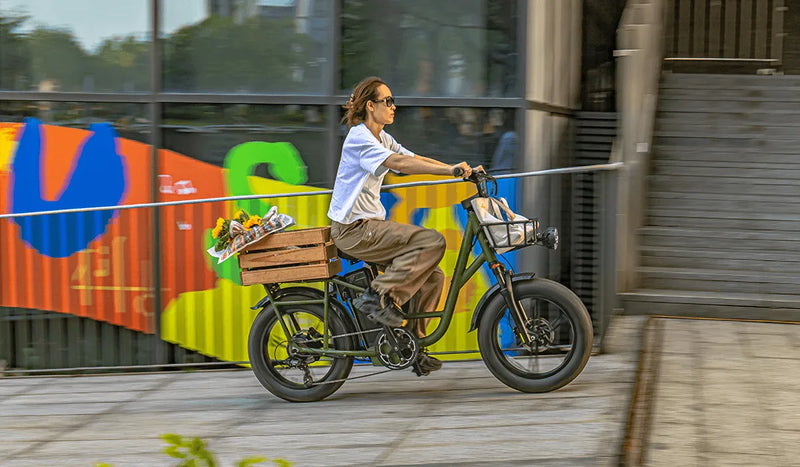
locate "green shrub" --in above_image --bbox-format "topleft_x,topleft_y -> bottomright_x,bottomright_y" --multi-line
96,434 -> 293,467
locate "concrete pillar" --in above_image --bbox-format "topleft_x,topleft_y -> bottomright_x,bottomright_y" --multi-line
522,0 -> 582,278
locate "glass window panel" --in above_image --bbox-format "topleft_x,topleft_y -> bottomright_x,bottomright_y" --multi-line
0,101 -> 151,144
0,102 -> 155,336
337,106 -> 518,173
341,0 -> 518,97
161,0 -> 333,93
161,103 -> 332,187
0,0 -> 151,92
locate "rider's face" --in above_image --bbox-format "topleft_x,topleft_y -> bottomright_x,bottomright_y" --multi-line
367,84 -> 395,125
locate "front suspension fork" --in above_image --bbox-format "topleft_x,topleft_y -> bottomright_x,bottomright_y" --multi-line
490,263 -> 533,346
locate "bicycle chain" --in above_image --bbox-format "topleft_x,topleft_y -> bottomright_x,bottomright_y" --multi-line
310,368 -> 396,386
297,327 -> 382,344
289,327 -> 415,386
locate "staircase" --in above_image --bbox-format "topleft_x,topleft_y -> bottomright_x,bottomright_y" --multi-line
621,73 -> 800,320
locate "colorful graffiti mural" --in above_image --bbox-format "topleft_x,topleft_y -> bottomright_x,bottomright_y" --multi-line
0,119 -> 518,363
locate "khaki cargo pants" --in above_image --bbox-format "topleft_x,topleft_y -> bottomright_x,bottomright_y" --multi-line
330,219 -> 446,338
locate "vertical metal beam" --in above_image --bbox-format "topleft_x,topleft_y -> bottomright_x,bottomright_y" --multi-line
150,0 -> 164,364
326,0 -> 342,188
516,0 -> 527,173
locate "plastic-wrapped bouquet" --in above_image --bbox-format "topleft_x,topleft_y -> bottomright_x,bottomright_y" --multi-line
207,206 -> 295,264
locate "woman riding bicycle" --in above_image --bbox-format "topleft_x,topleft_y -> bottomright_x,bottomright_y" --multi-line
327,76 -> 482,375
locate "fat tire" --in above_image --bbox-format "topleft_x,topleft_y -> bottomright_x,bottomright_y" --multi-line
249,299 -> 354,402
477,278 -> 592,393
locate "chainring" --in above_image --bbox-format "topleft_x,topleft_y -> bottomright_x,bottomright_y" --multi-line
375,328 -> 419,370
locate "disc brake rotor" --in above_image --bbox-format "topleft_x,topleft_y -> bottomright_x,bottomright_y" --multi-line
526,317 -> 555,351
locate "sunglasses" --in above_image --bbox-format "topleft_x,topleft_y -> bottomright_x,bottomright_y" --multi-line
372,96 -> 395,108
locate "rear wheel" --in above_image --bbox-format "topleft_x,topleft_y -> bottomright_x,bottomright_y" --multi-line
249,299 -> 354,402
477,278 -> 592,393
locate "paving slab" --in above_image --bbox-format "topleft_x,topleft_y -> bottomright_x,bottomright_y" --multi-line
640,317 -> 800,467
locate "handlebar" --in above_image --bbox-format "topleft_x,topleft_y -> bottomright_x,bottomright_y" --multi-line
453,166 -> 495,197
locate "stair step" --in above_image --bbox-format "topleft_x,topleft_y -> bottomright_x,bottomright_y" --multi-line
652,160 -> 800,171
640,246 -> 800,273
659,99 -> 800,113
639,267 -> 800,294
647,214 -> 800,232
657,111 -> 800,126
648,197 -> 800,214
655,125 -> 800,139
620,289 -> 800,319
650,208 -> 800,222
655,137 -> 800,153
649,175 -> 800,196
649,191 -> 800,204
639,227 -> 800,251
651,164 -> 800,179
652,150 -> 800,164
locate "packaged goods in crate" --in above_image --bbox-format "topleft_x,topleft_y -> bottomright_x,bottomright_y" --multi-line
207,206 -> 295,264
238,226 -> 342,286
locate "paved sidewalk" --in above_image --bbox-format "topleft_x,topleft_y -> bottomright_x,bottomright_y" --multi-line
0,317 -> 643,467
640,317 -> 800,467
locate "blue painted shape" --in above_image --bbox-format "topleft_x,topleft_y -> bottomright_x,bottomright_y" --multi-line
379,191 -> 398,216
411,207 -> 428,227
10,118 -> 127,257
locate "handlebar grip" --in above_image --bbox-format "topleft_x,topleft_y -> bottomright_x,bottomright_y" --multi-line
452,167 -> 464,177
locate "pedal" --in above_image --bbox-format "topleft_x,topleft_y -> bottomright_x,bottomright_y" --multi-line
411,361 -> 430,377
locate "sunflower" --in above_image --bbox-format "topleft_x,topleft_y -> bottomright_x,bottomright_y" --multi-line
212,217 -> 226,239
244,215 -> 262,229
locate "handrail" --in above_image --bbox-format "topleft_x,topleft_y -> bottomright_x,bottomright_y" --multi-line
0,163 -> 623,219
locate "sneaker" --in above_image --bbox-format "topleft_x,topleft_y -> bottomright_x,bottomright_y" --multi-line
353,288 -> 404,328
412,352 -> 442,377
352,287 -> 380,310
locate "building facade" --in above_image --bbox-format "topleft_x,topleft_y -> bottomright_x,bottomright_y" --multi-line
0,0 -> 582,370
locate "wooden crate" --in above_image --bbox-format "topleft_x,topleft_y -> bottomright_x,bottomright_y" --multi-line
238,227 -> 341,286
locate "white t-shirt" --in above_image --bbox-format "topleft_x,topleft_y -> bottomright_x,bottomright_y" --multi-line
327,123 -> 414,224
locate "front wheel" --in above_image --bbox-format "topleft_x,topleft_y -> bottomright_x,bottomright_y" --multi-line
249,299 -> 354,402
477,278 -> 592,393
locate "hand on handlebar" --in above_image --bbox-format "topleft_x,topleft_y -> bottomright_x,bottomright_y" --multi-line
451,162 -> 472,179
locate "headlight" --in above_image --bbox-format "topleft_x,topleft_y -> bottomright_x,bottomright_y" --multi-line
537,227 -> 559,250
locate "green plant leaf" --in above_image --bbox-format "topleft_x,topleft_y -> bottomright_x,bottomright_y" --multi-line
164,446 -> 187,459
161,433 -> 184,446
236,456 -> 267,466
190,437 -> 207,454
272,459 -> 294,467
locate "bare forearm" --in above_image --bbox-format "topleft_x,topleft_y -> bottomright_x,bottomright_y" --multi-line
383,153 -> 452,176
414,154 -> 451,169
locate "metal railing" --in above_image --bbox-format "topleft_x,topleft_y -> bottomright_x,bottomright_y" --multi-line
0,164 -> 621,374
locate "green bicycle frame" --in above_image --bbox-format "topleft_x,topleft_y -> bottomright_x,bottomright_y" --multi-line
264,208 -> 498,357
